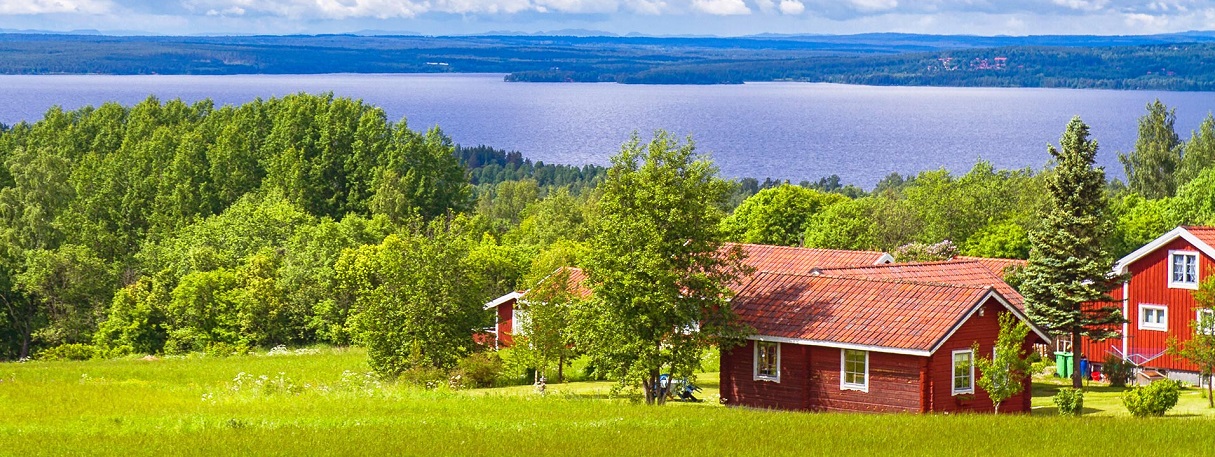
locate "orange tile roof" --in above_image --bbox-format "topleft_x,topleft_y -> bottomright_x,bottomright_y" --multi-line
1183,226 -> 1215,249
523,266 -> 592,300
731,272 -> 993,353
819,261 -> 1024,310
730,243 -> 891,275
951,256 -> 1027,277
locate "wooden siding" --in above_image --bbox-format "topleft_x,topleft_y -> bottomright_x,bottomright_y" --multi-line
720,341 -> 812,410
804,346 -> 921,413
927,299 -> 1032,413
496,300 -> 515,347
1084,237 -> 1215,372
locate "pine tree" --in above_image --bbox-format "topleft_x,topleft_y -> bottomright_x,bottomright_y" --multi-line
1022,116 -> 1124,390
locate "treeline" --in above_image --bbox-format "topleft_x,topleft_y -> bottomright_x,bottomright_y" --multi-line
510,43 -> 1215,90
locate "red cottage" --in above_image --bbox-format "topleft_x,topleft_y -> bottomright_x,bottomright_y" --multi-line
482,267 -> 590,348
722,270 -> 1049,413
1080,226 -> 1215,383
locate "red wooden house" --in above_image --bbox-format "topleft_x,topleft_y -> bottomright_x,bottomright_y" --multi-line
721,264 -> 1049,414
482,267 -> 590,348
1080,226 -> 1215,383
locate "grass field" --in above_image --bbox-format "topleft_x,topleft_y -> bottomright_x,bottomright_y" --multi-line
3,348 -> 1214,456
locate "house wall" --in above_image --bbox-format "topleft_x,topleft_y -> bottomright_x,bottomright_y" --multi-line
1084,237 -> 1215,373
720,341 -> 812,410
927,299 -> 1033,414
496,300 -> 515,347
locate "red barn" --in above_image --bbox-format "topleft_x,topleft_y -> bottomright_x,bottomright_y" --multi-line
1080,226 -> 1215,383
722,268 -> 1049,414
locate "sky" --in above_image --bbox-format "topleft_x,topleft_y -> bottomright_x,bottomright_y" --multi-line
1,0 -> 1214,37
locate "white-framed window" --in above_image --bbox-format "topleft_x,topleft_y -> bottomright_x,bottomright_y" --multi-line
1139,304 -> 1168,332
952,349 -> 974,395
753,341 -> 780,382
511,307 -> 530,335
1198,309 -> 1215,335
1169,250 -> 1200,289
840,349 -> 868,392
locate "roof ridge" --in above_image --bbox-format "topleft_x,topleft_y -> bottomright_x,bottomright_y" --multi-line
753,270 -> 993,291
732,242 -> 885,255
819,260 -> 973,271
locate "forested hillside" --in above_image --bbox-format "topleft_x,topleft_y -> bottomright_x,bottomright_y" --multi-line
6,33 -> 1215,90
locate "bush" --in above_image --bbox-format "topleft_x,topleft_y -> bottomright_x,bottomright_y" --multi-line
39,343 -> 97,361
1122,380 -> 1182,417
1101,355 -> 1134,387
205,341 -> 248,357
1054,388 -> 1084,416
398,365 -> 448,390
456,351 -> 504,388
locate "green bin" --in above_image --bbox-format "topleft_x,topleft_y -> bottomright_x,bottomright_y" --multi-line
1054,351 -> 1074,379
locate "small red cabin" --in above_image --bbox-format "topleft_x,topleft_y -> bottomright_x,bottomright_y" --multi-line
722,266 -> 1049,414
1080,226 -> 1215,383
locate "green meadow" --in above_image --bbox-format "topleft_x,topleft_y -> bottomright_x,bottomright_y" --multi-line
2,348 -> 1213,457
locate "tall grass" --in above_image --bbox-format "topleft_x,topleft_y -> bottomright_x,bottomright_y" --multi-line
1,349 -> 1212,456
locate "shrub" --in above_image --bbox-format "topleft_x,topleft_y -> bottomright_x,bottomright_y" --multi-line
398,365 -> 448,390
39,343 -> 97,361
1054,388 -> 1084,416
1122,380 -> 1182,417
205,342 -> 248,357
1101,355 -> 1134,387
456,351 -> 504,388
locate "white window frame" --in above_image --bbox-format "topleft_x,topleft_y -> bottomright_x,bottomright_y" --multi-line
951,349 -> 974,396
840,349 -> 869,392
1198,309 -> 1215,336
1139,304 -> 1168,332
753,341 -> 780,382
511,307 -> 530,335
1168,250 -> 1200,289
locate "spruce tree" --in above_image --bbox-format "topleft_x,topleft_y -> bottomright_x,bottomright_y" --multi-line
1022,116 -> 1124,390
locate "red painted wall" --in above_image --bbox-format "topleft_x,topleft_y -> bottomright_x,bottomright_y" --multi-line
496,300 -> 515,348
927,299 -> 1033,414
720,298 -> 1036,414
1083,237 -> 1215,372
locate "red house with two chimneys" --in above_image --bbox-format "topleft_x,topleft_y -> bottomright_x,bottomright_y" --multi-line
1080,226 -> 1215,384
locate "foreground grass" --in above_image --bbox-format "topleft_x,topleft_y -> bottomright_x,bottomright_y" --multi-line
2,349 -> 1214,456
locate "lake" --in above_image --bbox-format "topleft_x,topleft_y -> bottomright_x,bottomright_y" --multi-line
2,73 -> 1213,187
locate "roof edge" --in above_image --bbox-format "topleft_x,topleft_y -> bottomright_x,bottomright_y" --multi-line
1116,226 -> 1215,274
748,335 -> 932,357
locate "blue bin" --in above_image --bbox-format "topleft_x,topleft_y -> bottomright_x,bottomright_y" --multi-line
1079,357 -> 1089,380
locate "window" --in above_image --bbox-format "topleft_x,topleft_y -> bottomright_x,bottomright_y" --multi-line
1169,250 -> 1199,289
511,307 -> 530,335
753,341 -> 780,382
1199,309 -> 1215,335
952,349 -> 974,395
840,349 -> 868,392
1139,304 -> 1168,332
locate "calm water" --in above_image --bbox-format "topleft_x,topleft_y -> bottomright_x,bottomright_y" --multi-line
2,73 -> 1213,187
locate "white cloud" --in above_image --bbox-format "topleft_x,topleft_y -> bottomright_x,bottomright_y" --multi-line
778,0 -> 804,15
691,0 -> 750,15
849,0 -> 897,12
1050,0 -> 1108,12
754,0 -> 776,13
0,0 -> 112,14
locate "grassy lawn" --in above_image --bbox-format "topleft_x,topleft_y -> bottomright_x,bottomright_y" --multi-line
3,349 -> 1215,456
1031,375 -> 1215,417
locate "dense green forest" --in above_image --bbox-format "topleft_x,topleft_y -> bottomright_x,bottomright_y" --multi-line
6,33 -> 1215,89
2,95 -> 1215,384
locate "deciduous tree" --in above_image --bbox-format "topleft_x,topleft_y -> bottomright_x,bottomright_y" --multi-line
1167,277 -> 1215,408
973,312 -> 1032,414
1120,100 -> 1182,199
575,131 -> 752,405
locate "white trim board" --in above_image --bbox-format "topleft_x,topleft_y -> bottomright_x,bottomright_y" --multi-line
1116,227 -> 1215,274
483,291 -> 524,310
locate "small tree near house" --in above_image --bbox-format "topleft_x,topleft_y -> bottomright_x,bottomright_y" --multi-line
1167,276 -> 1215,408
973,312 -> 1032,414
515,267 -> 579,383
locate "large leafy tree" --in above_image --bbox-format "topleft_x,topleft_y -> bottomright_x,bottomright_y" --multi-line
721,183 -> 846,246
1119,99 -> 1182,199
1177,114 -> 1215,186
1021,117 -> 1123,390
576,131 -> 752,405
337,228 -> 483,377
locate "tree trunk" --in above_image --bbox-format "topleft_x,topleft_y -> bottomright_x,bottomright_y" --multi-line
1071,328 -> 1083,390
1208,372 -> 1213,409
993,401 -> 1001,415
557,353 -> 565,383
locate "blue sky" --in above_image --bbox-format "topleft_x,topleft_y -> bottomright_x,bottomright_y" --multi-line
1,0 -> 1213,36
